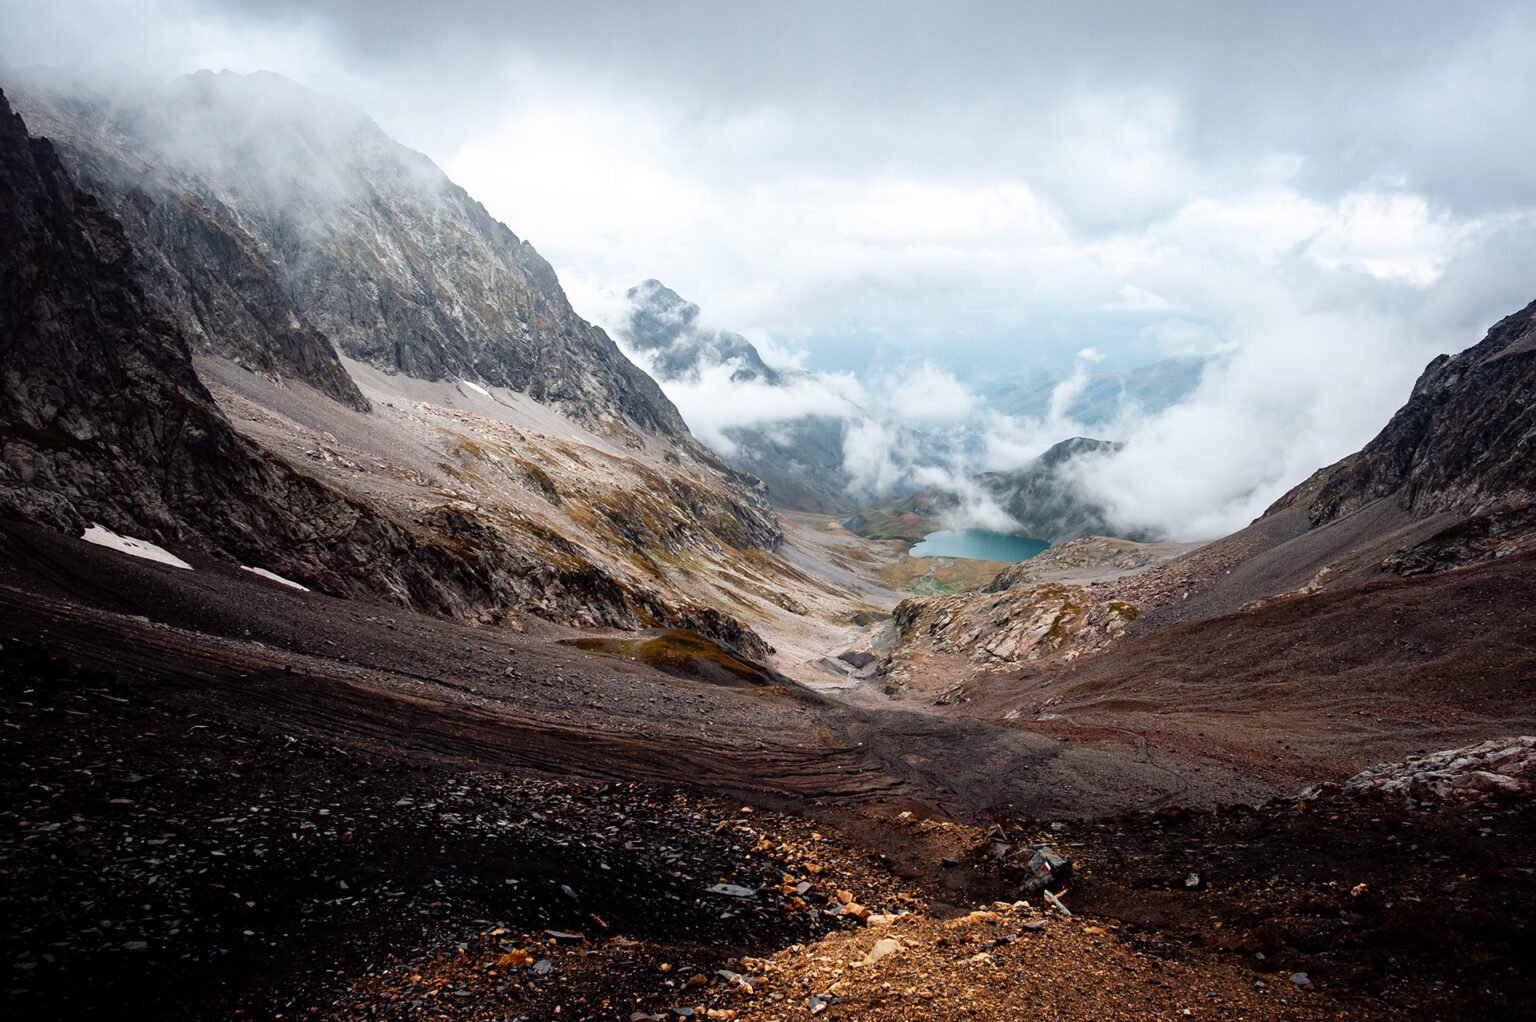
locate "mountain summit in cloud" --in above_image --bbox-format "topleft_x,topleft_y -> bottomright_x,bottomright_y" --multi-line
620,279 -> 784,385
8,67 -> 688,443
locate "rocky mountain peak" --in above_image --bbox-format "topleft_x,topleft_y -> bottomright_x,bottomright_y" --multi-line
6,69 -> 691,443
975,436 -> 1138,544
1303,298 -> 1536,527
1038,436 -> 1121,468
619,278 -> 783,385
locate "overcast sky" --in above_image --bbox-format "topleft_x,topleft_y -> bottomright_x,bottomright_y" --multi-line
5,0 -> 1535,535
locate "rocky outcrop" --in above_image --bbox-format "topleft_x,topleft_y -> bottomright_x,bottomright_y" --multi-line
982,536 -> 1164,592
1380,503 -> 1536,576
1338,737 -> 1536,804
7,70 -> 689,443
889,584 -> 1140,671
0,90 -> 768,658
1302,299 -> 1536,527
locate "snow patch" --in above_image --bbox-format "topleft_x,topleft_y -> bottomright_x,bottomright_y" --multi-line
240,565 -> 310,591
460,379 -> 490,397
81,524 -> 192,569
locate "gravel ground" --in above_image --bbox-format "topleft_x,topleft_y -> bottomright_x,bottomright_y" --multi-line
7,635 -> 1531,1021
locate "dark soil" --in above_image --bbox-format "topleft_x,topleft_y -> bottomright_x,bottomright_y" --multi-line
3,522 -> 1535,1020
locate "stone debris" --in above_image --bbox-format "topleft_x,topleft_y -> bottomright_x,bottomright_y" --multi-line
1337,736 -> 1536,803
6,636 -> 1536,1020
858,937 -> 903,966
1019,842 -> 1073,896
706,884 -> 758,899
885,582 -> 1141,682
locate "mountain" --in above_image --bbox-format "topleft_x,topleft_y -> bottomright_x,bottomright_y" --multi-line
0,81 -> 798,657
1145,296 -> 1536,628
7,68 -> 684,443
615,279 -> 858,512
1298,299 -> 1536,540
844,436 -> 1136,549
0,87 -> 501,613
620,278 -> 783,385
979,355 -> 1208,426
882,298 -> 1536,716
975,436 -> 1142,544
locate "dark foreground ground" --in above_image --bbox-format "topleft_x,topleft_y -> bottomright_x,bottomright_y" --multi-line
3,523 -> 1535,1020
5,635 -> 1534,1021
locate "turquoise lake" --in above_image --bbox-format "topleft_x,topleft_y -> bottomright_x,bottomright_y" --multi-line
908,529 -> 1050,562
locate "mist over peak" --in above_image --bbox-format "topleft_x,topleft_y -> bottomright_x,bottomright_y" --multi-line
4,65 -> 693,440
601,280 -> 1232,534
620,278 -> 785,386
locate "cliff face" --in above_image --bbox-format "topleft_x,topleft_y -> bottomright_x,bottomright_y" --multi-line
0,86 -> 215,537
0,89 -> 771,658
1303,299 -> 1536,527
8,70 -> 689,443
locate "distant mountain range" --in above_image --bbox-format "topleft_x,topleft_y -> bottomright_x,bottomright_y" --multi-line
843,436 -> 1140,547
977,356 -> 1207,426
613,280 -> 1211,533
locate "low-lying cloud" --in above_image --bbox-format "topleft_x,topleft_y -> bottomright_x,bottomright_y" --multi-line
9,1 -> 1536,543
605,263 -> 1535,544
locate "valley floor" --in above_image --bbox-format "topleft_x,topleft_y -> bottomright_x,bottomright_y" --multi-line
4,520 -> 1535,1020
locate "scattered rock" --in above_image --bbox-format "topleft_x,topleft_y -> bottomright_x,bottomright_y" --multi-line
860,937 -> 903,967
707,883 -> 758,898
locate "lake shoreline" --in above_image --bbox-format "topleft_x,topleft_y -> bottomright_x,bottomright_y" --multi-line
909,528 -> 1050,562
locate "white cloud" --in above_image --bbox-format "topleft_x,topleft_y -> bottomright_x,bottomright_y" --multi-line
882,363 -> 978,425
1107,285 -> 1175,312
9,0 -> 1536,546
629,360 -> 864,453
1306,190 -> 1474,286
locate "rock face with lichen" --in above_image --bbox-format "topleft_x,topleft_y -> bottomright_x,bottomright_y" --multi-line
890,583 -> 1140,670
6,68 -> 695,445
0,88 -> 772,658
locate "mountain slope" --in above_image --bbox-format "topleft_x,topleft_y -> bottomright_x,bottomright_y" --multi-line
1302,298 -> 1536,527
881,298 -> 1536,696
1141,297 -> 1536,629
0,89 -> 776,656
8,69 -> 686,443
